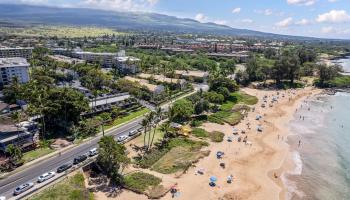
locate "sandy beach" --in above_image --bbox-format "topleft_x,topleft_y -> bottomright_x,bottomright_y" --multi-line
92,87 -> 322,200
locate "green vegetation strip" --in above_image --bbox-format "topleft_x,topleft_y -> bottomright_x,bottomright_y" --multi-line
124,172 -> 162,193
23,147 -> 55,163
105,108 -> 150,130
209,131 -> 225,142
30,173 -> 94,200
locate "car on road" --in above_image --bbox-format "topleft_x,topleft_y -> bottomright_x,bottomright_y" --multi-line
73,155 -> 87,165
57,163 -> 72,173
117,135 -> 128,142
88,148 -> 98,157
128,130 -> 138,137
13,182 -> 34,195
37,171 -> 55,183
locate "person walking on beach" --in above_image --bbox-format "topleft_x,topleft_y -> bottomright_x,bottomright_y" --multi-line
298,140 -> 301,147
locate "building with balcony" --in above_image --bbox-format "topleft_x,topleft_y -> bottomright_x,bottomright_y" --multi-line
0,57 -> 30,86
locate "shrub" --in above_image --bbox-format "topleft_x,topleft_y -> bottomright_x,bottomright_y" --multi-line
209,131 -> 225,142
124,172 -> 161,193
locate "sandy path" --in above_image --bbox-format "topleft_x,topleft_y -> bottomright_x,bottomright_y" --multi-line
92,87 -> 322,200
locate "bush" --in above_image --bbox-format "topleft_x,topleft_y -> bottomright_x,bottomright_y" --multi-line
135,149 -> 168,169
192,128 -> 209,138
124,172 -> 161,193
209,131 -> 225,142
208,115 -> 224,124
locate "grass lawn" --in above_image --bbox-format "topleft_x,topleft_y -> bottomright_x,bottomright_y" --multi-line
124,172 -> 162,193
151,146 -> 210,174
23,147 -> 55,163
133,127 -> 164,146
105,108 -> 150,130
208,91 -> 257,125
30,173 -> 94,200
192,128 -> 209,138
224,112 -> 243,126
151,138 -> 209,174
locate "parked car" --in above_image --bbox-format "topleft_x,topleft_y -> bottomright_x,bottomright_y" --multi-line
37,171 -> 55,183
73,155 -> 87,165
117,135 -> 128,142
88,148 -> 98,157
128,130 -> 138,137
57,163 -> 72,173
13,182 -> 34,195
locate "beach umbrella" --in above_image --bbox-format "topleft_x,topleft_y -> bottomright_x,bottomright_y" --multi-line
210,176 -> 218,182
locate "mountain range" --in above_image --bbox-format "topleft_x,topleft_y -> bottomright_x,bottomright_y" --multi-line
0,4 -> 333,40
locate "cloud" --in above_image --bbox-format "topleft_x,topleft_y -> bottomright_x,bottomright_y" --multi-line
195,13 -> 208,22
328,0 -> 337,2
232,7 -> 241,14
254,9 -> 273,16
242,18 -> 254,23
287,0 -> 316,6
79,0 -> 158,12
321,26 -> 335,33
213,20 -> 228,25
295,18 -> 310,25
321,26 -> 350,34
316,10 -> 350,23
275,17 -> 293,27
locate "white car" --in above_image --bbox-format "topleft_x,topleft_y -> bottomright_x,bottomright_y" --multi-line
37,171 -> 55,183
0,196 -> 6,200
13,182 -> 34,195
117,135 -> 128,142
89,148 -> 98,157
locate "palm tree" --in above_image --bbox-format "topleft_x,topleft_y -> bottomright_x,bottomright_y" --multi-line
159,121 -> 174,142
146,112 -> 155,151
141,118 -> 149,150
149,107 -> 162,149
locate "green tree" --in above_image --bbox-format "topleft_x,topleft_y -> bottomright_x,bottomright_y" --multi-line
169,99 -> 194,123
6,144 -> 23,164
97,136 -> 130,183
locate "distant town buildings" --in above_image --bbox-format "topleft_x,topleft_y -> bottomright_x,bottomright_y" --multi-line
0,57 -> 30,86
0,47 -> 33,59
74,51 -> 117,68
115,50 -> 140,74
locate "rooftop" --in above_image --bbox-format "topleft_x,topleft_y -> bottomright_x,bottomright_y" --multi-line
0,47 -> 34,50
0,57 -> 29,68
116,56 -> 141,62
175,70 -> 209,78
124,76 -> 163,92
138,73 -> 186,84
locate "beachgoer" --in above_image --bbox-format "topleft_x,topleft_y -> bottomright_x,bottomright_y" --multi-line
298,140 -> 301,147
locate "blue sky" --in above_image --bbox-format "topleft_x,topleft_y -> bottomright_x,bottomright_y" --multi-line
6,0 -> 350,39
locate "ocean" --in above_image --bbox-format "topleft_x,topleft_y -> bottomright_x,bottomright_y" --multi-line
283,58 -> 350,200
333,56 -> 350,72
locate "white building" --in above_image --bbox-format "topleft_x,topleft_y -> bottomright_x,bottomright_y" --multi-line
0,47 -> 33,59
0,57 -> 30,86
116,56 -> 140,74
73,51 -> 117,68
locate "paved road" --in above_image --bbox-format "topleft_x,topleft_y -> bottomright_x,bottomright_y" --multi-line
0,85 -> 207,199
0,117 -> 143,199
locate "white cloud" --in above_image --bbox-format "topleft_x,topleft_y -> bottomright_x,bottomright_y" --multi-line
316,10 -> 350,23
232,7 -> 241,14
213,20 -> 228,25
321,26 -> 350,35
79,0 -> 158,12
321,26 -> 334,33
295,18 -> 310,25
287,0 -> 316,6
328,0 -> 337,2
19,0 -> 48,4
195,13 -> 208,22
275,17 -> 293,27
254,9 -> 273,16
242,18 -> 254,23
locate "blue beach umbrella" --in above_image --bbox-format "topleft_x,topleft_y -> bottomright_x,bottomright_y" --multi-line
210,176 -> 218,182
